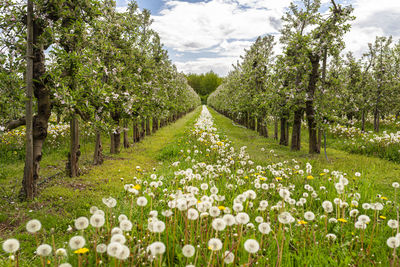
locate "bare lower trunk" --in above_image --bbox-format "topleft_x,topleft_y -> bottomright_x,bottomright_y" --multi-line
274,117 -> 278,140
306,53 -> 320,154
140,119 -> 145,139
291,108 -> 302,151
152,117 -> 158,133
317,128 -> 322,152
110,129 -> 121,154
67,116 -> 80,177
374,109 -> 380,132
361,110 -> 366,132
280,116 -> 288,146
123,128 -> 129,148
146,117 -> 151,136
133,120 -> 139,143
93,130 -> 103,165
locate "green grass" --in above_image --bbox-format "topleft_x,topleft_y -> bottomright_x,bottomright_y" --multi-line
0,107 -> 201,264
208,107 -> 400,198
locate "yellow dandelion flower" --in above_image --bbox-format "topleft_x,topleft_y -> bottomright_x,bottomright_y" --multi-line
319,173 -> 326,176
381,196 -> 388,201
379,215 -> 386,220
298,220 -> 308,225
133,184 -> 141,190
337,218 -> 347,223
74,248 -> 89,254
218,206 -> 225,210
307,175 -> 314,180
275,177 -> 282,181
260,177 -> 266,181
244,176 -> 249,179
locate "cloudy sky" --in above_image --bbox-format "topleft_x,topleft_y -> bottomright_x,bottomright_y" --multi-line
116,0 -> 400,76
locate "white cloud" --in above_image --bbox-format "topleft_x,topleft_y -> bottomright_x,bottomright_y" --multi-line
149,0 -> 400,75
344,0 -> 400,56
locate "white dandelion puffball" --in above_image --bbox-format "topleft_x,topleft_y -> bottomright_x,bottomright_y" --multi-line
393,182 -> 400,189
258,222 -> 271,234
187,208 -> 199,220
96,244 -> 107,253
111,234 -> 126,244
69,236 -> 85,250
107,242 -> 123,257
212,218 -> 226,232
112,227 -> 123,235
304,211 -> 315,221
387,237 -> 400,248
75,217 -> 89,230
36,244 -> 52,256
55,248 -> 67,257
224,250 -> 235,264
59,264 -> 72,267
118,214 -> 128,222
90,214 -> 105,228
388,220 -> 399,229
102,197 -> 117,208
355,221 -> 367,230
182,244 -> 195,257
26,219 -> 42,233
358,215 -> 370,224
235,212 -> 250,225
2,239 -> 20,253
116,245 -> 130,260
326,233 -> 337,241
278,212 -> 292,224
120,220 -> 133,231
244,239 -> 260,254
208,238 -> 222,251
90,206 -> 98,214
322,201 -> 333,213
147,242 -> 166,255
153,221 -> 166,233
209,206 -> 221,217
137,196 -> 148,207
223,214 -> 236,226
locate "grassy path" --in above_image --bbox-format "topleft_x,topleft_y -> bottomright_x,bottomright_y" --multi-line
209,107 -> 400,198
0,107 -> 201,245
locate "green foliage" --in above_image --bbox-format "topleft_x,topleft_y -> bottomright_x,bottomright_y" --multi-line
187,71 -> 222,104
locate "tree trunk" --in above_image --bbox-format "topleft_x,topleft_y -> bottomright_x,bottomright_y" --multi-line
317,128 -> 322,152
263,119 -> 269,138
123,127 -> 130,148
280,116 -> 288,146
22,0 -> 35,200
68,116 -> 80,177
274,117 -> 278,140
152,117 -> 158,133
133,119 -> 139,143
361,109 -> 366,132
146,117 -> 151,136
93,130 -> 103,165
374,109 -> 380,132
291,108 -> 303,151
306,53 -> 320,154
110,129 -> 121,154
140,119 -> 145,139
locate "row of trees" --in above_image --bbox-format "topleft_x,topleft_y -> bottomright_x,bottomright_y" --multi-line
186,71 -> 223,104
0,0 -> 200,199
208,0 -> 400,154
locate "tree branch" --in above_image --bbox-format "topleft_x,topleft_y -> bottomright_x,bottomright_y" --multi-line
5,117 -> 26,131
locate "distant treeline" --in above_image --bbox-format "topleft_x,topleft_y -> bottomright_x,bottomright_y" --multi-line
186,71 -> 223,104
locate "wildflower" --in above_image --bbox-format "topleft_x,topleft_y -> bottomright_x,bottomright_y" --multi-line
387,237 -> 400,248
209,206 -> 221,217
208,238 -> 222,251
388,220 -> 398,229
358,215 -> 370,224
111,234 -> 126,244
69,236 -> 85,250
258,222 -> 271,234
153,221 -> 166,233
102,197 -> 117,208
96,244 -> 107,253
326,233 -> 337,241
224,250 -> 235,264
278,212 -> 293,224
75,217 -> 89,230
381,196 -> 388,201
223,214 -> 236,226
26,219 -> 41,233
90,214 -> 105,228
147,242 -> 166,255
306,175 -> 314,180
393,182 -> 400,189
244,239 -> 259,253
36,244 -> 52,256
116,245 -> 130,260
2,239 -> 19,253
337,218 -> 347,223
235,212 -> 250,224
355,221 -> 367,230
212,218 -> 226,231
322,201 -> 333,213
120,220 -> 133,231
218,206 -> 225,210
137,196 -> 148,207
182,244 -> 195,257
298,220 -> 308,225
74,248 -> 89,254
107,242 -> 122,257
304,211 -> 315,221
187,208 -> 199,220
55,248 -> 67,257
380,215 -> 387,220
